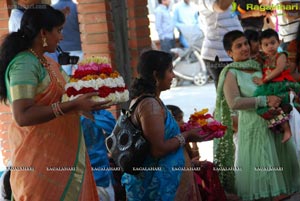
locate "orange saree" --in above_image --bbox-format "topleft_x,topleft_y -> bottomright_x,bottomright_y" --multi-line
6,52 -> 98,200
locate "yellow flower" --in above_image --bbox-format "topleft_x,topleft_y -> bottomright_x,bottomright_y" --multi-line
195,108 -> 209,115
78,56 -> 109,65
100,74 -> 108,79
110,71 -> 120,78
190,108 -> 209,126
197,119 -> 207,126
69,77 -> 78,82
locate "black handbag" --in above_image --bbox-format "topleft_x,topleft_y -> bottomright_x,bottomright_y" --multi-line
105,95 -> 153,175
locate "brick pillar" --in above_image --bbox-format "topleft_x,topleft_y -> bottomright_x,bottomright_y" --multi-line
127,0 -> 152,77
0,0 -> 12,167
77,0 -> 113,59
0,0 -> 11,38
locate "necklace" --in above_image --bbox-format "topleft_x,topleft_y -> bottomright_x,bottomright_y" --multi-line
265,55 -> 276,76
28,48 -> 49,68
28,48 -> 64,90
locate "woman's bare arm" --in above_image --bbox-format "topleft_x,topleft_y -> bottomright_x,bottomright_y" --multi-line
12,92 -> 110,126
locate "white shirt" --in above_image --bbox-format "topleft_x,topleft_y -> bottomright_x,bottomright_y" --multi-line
275,0 -> 300,42
199,0 -> 243,62
8,9 -> 23,33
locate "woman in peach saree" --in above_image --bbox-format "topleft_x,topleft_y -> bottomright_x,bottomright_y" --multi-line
0,4 -> 109,200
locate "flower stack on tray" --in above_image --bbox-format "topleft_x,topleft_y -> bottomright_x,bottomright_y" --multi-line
180,108 -> 227,141
63,56 -> 129,104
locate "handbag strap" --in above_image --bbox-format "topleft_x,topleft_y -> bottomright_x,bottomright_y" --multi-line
129,95 -> 155,114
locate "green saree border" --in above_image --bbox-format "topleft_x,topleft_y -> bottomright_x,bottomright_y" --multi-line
60,126 -> 86,201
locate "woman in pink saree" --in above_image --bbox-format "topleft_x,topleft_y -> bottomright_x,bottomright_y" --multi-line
0,4 -> 109,200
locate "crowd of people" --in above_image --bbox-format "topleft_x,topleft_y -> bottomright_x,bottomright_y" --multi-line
0,0 -> 300,200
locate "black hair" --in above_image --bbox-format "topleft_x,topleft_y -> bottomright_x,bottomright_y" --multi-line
295,23 -> 300,67
130,50 -> 173,98
259,28 -> 279,44
0,4 -> 65,104
3,170 -> 11,200
158,0 -> 162,3
244,29 -> 259,44
166,105 -> 183,119
223,30 -> 245,51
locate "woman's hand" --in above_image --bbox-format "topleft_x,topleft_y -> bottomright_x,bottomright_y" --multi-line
191,156 -> 201,167
72,92 -> 111,112
267,95 -> 281,107
183,128 -> 212,142
253,76 -> 264,85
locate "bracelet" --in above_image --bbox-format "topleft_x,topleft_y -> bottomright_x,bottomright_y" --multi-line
175,134 -> 186,147
51,102 -> 64,117
56,102 -> 65,115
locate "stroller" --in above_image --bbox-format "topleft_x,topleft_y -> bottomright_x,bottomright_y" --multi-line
171,24 -> 209,87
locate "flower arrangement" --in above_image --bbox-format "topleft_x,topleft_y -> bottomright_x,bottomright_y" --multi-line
63,56 -> 129,104
180,108 -> 227,141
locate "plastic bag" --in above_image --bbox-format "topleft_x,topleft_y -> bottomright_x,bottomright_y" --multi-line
289,93 -> 300,158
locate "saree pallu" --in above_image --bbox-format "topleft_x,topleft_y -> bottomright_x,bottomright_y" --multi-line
7,55 -> 98,200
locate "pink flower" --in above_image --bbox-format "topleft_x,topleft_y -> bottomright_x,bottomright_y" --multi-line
180,109 -> 227,141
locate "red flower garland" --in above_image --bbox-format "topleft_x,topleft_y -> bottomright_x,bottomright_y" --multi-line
66,86 -> 127,98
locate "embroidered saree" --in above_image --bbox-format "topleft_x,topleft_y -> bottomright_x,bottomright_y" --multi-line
5,52 -> 98,200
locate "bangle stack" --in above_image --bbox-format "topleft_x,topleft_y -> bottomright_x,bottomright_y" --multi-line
175,134 -> 186,147
51,102 -> 64,117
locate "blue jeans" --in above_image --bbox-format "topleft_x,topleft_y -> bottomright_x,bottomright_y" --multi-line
203,57 -> 231,88
160,38 -> 175,53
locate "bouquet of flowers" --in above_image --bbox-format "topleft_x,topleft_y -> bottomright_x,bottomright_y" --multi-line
180,108 -> 227,141
63,56 -> 129,104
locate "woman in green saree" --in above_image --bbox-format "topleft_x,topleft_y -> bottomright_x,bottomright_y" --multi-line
215,30 -> 300,200
0,4 -> 109,200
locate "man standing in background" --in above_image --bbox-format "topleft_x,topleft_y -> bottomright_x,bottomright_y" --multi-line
155,0 -> 175,54
276,0 -> 300,50
52,0 -> 83,75
8,0 -> 41,33
173,0 -> 199,48
198,0 -> 243,88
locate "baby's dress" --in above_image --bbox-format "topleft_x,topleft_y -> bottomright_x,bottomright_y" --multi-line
254,52 -> 300,127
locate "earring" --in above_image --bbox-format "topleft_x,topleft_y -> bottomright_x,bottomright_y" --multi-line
42,37 -> 48,47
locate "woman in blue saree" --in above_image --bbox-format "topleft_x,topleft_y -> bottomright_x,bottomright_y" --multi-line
121,50 -> 209,201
